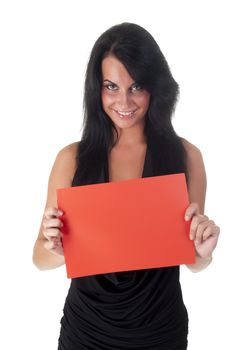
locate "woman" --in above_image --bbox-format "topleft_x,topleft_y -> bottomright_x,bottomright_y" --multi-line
33,22 -> 220,349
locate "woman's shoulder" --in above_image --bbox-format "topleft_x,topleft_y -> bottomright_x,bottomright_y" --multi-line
180,137 -> 204,167
180,137 -> 202,156
52,141 -> 80,184
180,137 -> 206,206
57,141 -> 80,159
180,138 -> 207,212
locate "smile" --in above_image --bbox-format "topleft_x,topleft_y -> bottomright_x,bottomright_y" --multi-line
114,109 -> 137,118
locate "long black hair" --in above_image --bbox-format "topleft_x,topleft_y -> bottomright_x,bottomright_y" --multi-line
73,22 -> 188,185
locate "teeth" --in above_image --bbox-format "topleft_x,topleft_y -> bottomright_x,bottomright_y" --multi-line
117,110 -> 135,116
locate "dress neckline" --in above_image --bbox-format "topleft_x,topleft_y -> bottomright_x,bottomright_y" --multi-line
105,144 -> 149,183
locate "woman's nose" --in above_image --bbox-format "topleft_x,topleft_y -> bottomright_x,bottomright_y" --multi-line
117,90 -> 133,109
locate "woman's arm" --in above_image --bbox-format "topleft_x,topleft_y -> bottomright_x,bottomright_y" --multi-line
181,138 -> 220,272
32,142 -> 78,270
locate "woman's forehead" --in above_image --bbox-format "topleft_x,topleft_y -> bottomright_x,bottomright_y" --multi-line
101,56 -> 135,85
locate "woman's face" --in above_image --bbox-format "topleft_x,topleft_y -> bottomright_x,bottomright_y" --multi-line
101,55 -> 150,131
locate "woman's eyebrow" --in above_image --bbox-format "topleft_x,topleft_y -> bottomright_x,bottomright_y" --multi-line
103,79 -> 117,85
103,79 -> 137,87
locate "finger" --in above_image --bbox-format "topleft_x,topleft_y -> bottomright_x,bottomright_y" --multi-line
44,207 -> 63,219
43,228 -> 62,240
194,219 -> 213,244
185,203 -> 199,221
44,239 -> 60,251
203,224 -> 220,241
44,240 -> 55,251
189,215 -> 209,240
43,218 -> 63,229
53,244 -> 64,256
53,238 -> 63,248
50,236 -> 62,246
44,239 -> 64,256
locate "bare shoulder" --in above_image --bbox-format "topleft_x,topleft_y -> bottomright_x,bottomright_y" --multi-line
56,141 -> 79,160
47,141 -> 80,190
180,137 -> 207,213
180,137 -> 203,163
56,141 -> 79,167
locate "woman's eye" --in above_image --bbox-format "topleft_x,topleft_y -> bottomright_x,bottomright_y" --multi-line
105,84 -> 118,91
131,84 -> 142,92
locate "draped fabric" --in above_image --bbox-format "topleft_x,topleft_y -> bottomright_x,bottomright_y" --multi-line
58,144 -> 189,349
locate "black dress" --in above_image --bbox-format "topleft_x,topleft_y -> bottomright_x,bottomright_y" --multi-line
58,145 -> 189,350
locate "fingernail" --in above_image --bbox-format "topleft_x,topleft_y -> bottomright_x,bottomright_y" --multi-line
58,210 -> 63,216
189,234 -> 193,240
185,215 -> 189,221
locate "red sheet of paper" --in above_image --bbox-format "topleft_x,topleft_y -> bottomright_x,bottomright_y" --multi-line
56,173 -> 195,278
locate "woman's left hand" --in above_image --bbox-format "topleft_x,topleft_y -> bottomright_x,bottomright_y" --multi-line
185,203 -> 220,259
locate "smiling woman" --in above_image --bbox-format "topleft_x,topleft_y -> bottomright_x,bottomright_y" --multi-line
101,56 -> 151,127
32,22 -> 220,350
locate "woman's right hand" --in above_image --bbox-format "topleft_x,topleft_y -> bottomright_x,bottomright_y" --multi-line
42,207 -> 64,256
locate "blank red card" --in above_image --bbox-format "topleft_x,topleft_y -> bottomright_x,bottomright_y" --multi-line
56,173 -> 195,278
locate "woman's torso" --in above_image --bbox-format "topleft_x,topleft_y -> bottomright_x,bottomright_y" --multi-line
58,141 -> 188,350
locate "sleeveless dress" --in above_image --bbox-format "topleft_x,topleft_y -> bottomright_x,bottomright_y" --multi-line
58,145 -> 189,350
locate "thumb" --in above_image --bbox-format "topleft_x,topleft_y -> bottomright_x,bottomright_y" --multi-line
185,202 -> 199,221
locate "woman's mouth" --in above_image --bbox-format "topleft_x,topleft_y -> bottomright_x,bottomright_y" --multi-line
113,109 -> 137,119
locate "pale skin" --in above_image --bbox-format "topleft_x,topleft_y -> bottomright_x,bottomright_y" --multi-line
32,55 -> 220,272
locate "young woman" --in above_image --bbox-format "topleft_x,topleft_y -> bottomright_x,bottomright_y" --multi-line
33,22 -> 220,350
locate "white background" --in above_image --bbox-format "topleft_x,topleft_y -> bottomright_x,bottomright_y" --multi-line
0,0 -> 233,349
